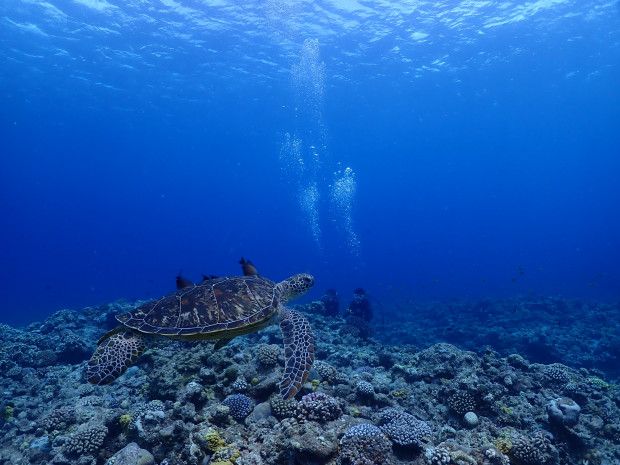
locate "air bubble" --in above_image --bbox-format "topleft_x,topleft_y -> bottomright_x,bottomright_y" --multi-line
331,167 -> 361,256
300,183 -> 322,249
278,40 -> 360,256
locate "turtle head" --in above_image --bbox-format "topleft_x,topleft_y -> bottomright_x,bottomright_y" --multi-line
278,273 -> 315,303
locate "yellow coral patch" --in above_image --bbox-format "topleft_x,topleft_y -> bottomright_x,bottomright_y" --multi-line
205,427 -> 227,452
119,414 -> 131,430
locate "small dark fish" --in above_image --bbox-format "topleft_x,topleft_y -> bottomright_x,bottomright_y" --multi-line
201,274 -> 219,281
176,269 -> 193,289
239,257 -> 259,276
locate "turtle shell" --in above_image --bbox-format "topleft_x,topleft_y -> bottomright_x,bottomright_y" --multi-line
117,275 -> 279,339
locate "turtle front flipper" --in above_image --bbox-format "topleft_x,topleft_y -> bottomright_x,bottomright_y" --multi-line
87,329 -> 147,385
279,307 -> 315,399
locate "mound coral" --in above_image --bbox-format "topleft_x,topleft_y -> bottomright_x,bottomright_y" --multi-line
544,364 -> 570,383
427,447 -> 451,465
256,344 -> 281,367
314,360 -> 348,384
447,392 -> 476,415
270,394 -> 298,419
546,397 -> 580,427
41,407 -> 76,431
379,409 -> 432,448
64,425 -> 108,455
298,392 -> 342,422
511,432 -> 556,464
231,377 -> 248,392
356,381 -> 375,397
339,423 -> 392,465
221,394 -> 253,420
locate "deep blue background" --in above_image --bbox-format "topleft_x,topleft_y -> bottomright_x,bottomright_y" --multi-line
1,0 -> 619,326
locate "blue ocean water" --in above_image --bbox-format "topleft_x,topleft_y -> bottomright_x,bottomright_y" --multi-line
1,0 -> 619,327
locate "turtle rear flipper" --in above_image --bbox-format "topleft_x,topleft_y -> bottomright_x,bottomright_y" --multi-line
87,329 -> 147,385
279,307 -> 315,399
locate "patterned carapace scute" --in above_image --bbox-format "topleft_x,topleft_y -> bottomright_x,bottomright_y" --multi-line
87,330 -> 147,385
279,307 -> 315,399
118,276 -> 277,337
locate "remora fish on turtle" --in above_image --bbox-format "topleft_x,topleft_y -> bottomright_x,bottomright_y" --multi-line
175,270 -> 194,289
239,257 -> 259,276
87,273 -> 315,399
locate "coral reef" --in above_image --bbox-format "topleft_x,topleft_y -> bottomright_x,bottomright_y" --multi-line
0,295 -> 618,465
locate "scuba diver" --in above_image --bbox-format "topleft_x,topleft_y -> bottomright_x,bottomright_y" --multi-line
320,289 -> 340,316
346,288 -> 373,322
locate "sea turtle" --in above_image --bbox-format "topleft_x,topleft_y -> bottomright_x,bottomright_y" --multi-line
87,273 -> 315,399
